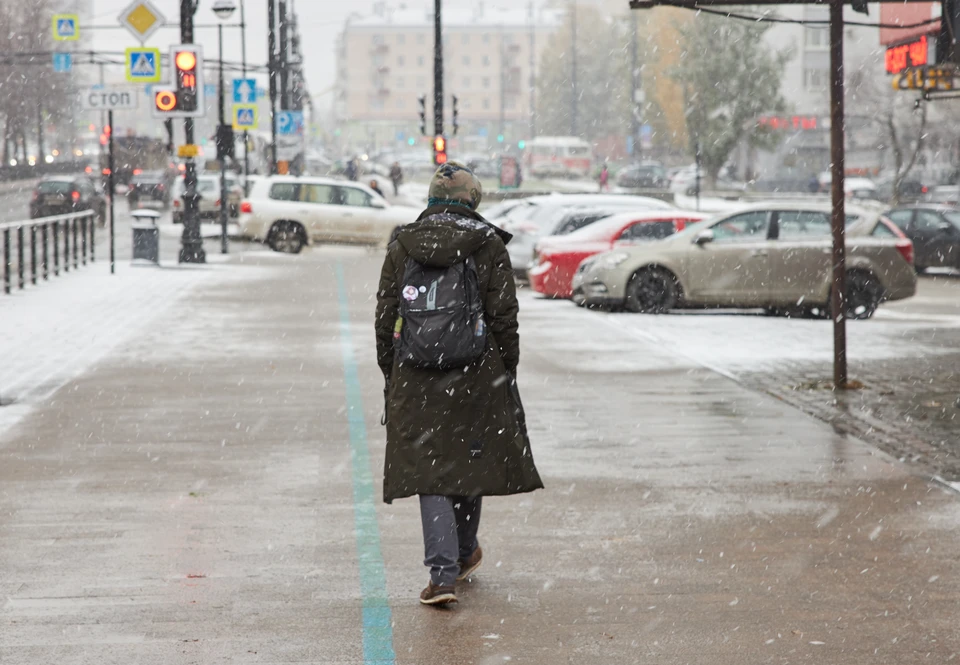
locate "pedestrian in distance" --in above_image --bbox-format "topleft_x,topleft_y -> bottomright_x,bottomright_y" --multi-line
599,163 -> 610,192
369,179 -> 386,198
375,161 -> 544,607
389,161 -> 404,196
345,157 -> 358,182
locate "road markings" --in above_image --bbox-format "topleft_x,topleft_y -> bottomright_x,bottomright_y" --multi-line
335,262 -> 396,665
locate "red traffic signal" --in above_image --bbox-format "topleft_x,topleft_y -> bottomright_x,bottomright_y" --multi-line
433,136 -> 447,165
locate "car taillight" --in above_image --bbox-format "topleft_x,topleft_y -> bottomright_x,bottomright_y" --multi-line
173,199 -> 180,208
922,186 -> 928,193
71,191 -> 80,202
215,199 -> 222,207
157,184 -> 165,191
102,168 -> 111,175
133,169 -> 142,176
240,201 -> 252,214
31,190 -> 38,202
896,239 -> 914,266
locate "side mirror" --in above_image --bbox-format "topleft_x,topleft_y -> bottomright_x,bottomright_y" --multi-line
939,221 -> 954,233
371,198 -> 387,209
694,229 -> 715,246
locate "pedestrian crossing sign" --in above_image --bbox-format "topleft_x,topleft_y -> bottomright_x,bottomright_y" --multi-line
125,47 -> 161,83
233,104 -> 259,131
52,14 -> 79,41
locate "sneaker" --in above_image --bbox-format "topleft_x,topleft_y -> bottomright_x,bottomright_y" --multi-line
419,581 -> 458,606
457,545 -> 483,582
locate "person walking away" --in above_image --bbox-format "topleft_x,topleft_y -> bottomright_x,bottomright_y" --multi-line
369,179 -> 386,198
375,162 -> 544,607
345,157 -> 358,182
389,161 -> 403,196
598,163 -> 610,192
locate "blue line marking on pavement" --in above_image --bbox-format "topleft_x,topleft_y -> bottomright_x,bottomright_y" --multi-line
336,262 -> 396,665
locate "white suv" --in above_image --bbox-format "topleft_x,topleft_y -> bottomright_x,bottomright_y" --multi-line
239,176 -> 419,253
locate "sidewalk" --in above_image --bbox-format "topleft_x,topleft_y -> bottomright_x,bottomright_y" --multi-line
2,246 -> 959,664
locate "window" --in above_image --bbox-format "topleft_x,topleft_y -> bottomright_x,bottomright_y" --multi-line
396,76 -> 404,88
38,180 -> 73,195
942,211 -> 960,230
398,55 -> 405,66
463,77 -> 470,88
339,187 -> 373,207
873,219 -> 901,237
396,98 -> 405,109
804,67 -> 827,89
483,99 -> 490,109
915,210 -> 947,232
805,27 -> 828,48
557,214 -> 608,235
463,55 -> 471,66
462,34 -> 470,45
618,221 -> 676,242
776,211 -> 830,239
885,210 -> 913,229
269,183 -> 297,201
483,34 -> 490,44
372,34 -> 383,45
482,55 -> 490,66
417,56 -> 425,67
300,184 -> 337,204
417,33 -> 425,45
711,211 -> 770,241
482,77 -> 490,89
397,34 -> 405,45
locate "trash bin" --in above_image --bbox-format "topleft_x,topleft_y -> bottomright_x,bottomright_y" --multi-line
131,209 -> 161,265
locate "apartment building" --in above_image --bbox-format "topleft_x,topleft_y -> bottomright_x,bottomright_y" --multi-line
334,4 -> 562,149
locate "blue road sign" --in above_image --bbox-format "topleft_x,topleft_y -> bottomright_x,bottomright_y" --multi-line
276,110 -> 304,136
233,104 -> 258,131
52,52 -> 72,73
232,78 -> 256,104
53,15 -> 78,41
125,48 -> 160,83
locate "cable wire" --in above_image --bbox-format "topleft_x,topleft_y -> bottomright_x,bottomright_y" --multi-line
685,5 -> 941,30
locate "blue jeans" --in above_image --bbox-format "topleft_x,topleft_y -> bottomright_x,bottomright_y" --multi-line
419,494 -> 482,586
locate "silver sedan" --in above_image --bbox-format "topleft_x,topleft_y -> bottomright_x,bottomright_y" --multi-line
572,203 -> 917,319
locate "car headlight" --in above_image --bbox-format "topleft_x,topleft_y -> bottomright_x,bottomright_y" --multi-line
599,252 -> 630,268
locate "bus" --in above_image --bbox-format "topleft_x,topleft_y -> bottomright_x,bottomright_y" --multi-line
525,136 -> 593,178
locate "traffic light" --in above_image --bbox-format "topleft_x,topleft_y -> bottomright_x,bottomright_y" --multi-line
518,140 -> 526,150
497,134 -> 504,143
418,95 -> 427,135
452,95 -> 459,136
433,135 -> 447,165
152,45 -> 205,118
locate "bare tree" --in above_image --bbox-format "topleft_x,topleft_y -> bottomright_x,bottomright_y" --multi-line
848,60 -> 927,205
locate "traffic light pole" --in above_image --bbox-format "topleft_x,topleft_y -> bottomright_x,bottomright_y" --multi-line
179,0 -> 205,264
267,0 -> 279,174
433,0 -> 444,140
218,23 -> 229,255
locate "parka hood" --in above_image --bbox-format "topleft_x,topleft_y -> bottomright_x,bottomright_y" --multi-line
396,204 -> 513,268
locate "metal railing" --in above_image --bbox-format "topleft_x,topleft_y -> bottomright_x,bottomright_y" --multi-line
1,210 -> 97,295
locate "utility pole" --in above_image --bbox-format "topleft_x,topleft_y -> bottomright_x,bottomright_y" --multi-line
179,0 -> 204,263
630,10 -> 641,163
267,0 -> 278,174
279,0 -> 290,110
499,25 -> 506,144
570,1 -> 577,136
433,0 -> 444,139
829,0 -> 848,388
240,0 -> 250,194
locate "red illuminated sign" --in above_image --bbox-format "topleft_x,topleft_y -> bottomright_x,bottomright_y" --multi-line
885,35 -> 928,74
757,115 -> 818,131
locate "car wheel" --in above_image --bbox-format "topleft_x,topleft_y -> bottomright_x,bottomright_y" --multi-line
625,267 -> 678,314
571,287 -> 587,307
685,186 -> 698,196
268,221 -> 306,254
842,272 -> 882,320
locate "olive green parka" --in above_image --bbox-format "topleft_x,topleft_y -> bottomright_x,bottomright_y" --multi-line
374,204 -> 544,504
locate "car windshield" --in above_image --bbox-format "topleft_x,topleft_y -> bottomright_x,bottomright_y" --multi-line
38,181 -> 73,194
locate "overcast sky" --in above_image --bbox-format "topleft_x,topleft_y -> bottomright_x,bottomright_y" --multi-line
89,0 -> 551,110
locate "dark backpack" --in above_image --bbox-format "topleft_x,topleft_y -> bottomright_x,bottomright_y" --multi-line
394,256 -> 486,369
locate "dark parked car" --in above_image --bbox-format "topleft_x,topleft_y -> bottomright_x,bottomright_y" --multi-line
886,205 -> 960,272
127,173 -> 171,210
875,177 -> 927,203
616,163 -> 668,189
30,175 -> 106,224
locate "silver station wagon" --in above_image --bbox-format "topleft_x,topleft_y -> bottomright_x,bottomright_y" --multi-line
572,203 -> 917,319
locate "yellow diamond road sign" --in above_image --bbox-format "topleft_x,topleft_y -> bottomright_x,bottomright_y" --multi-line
118,0 -> 166,44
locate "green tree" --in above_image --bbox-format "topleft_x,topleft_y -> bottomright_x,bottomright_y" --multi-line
536,5 -> 631,141
672,13 -> 789,184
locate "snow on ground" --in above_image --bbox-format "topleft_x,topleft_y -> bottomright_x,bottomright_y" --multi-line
0,257 -> 272,440
519,289 -> 959,380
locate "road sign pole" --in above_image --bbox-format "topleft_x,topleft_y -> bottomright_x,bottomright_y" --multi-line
240,0 -> 250,196
108,109 -> 115,275
179,0 -> 205,264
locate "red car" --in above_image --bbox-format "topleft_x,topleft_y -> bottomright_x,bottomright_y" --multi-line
528,211 -> 707,298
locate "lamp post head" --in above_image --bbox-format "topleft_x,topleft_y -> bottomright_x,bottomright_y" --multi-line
212,0 -> 237,20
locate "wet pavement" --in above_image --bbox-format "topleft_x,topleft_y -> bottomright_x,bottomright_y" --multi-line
2,244 -> 960,664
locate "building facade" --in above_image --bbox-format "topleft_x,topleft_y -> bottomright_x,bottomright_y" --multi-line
334,4 -> 561,151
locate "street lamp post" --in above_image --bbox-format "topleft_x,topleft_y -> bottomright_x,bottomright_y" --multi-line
213,0 -> 236,255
